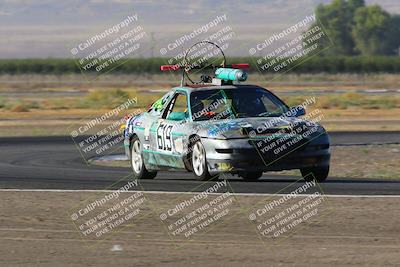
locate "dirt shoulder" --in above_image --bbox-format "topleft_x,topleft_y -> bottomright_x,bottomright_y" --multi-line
0,191 -> 399,266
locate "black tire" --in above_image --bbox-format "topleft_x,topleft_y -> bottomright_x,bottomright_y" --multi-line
240,171 -> 263,182
301,166 -> 329,182
191,140 -> 217,181
130,136 -> 157,179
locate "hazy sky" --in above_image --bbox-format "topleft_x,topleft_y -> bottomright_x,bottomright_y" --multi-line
0,0 -> 398,58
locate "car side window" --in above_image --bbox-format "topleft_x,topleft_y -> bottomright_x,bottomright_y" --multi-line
149,90 -> 175,117
162,92 -> 188,120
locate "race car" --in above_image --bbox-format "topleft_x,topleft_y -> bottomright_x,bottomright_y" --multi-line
123,42 -> 330,182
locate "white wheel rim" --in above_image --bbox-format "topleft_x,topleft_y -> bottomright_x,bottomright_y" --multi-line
131,140 -> 142,173
192,142 -> 205,176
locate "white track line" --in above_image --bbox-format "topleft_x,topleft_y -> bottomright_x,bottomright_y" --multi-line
0,188 -> 399,198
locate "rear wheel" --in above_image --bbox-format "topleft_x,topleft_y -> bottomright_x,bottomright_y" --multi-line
300,166 -> 329,182
240,171 -> 263,182
191,140 -> 216,181
130,136 -> 157,179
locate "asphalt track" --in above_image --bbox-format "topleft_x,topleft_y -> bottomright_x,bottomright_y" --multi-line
0,132 -> 399,195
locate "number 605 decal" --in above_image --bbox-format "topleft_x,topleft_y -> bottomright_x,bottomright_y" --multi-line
157,123 -> 173,151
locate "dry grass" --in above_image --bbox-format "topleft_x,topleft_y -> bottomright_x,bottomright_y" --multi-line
1,89 -> 400,112
1,73 -> 400,135
2,73 -> 400,90
1,73 -> 400,112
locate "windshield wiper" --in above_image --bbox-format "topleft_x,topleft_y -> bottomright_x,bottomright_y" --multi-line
256,112 -> 282,117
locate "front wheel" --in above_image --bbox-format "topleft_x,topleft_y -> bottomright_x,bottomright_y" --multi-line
191,140 -> 216,181
130,136 -> 157,179
300,166 -> 329,182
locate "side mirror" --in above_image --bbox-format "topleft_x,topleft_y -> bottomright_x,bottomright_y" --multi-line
167,112 -> 187,121
291,106 -> 306,117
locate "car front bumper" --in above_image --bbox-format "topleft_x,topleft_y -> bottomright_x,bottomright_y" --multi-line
202,133 -> 331,174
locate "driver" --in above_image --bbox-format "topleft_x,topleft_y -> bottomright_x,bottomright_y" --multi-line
234,96 -> 266,117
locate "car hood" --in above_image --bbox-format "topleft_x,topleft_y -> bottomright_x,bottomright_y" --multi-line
196,117 -> 323,139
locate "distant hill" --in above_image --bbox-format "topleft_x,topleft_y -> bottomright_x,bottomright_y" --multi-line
0,0 -> 398,58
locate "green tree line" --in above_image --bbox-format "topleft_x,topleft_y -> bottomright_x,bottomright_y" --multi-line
1,57 -> 400,74
314,0 -> 400,55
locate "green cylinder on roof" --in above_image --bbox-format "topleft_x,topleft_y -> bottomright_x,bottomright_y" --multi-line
215,68 -> 247,82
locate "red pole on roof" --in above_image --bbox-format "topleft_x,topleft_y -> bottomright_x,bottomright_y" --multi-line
230,63 -> 250,69
160,65 -> 181,71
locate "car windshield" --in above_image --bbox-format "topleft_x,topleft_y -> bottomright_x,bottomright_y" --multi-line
190,87 -> 288,121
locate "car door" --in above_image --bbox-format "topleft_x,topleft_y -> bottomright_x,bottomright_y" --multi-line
149,90 -> 189,169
